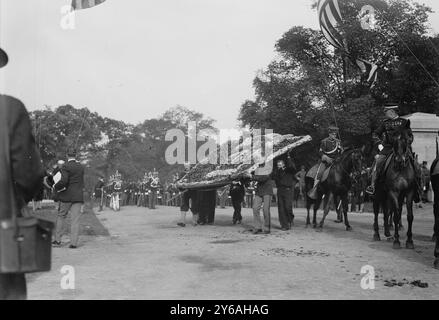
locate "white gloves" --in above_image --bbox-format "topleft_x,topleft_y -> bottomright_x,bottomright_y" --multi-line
378,144 -> 384,152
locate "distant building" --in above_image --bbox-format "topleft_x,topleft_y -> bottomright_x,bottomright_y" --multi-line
402,112 -> 439,167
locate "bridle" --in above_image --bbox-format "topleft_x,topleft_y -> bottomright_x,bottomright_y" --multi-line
334,148 -> 363,181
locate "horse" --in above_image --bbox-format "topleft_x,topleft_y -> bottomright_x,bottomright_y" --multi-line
305,147 -> 364,231
385,128 -> 417,250
430,158 -> 439,269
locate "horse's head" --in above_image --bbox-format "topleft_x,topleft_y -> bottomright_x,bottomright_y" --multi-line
392,128 -> 410,169
340,146 -> 364,178
350,147 -> 364,180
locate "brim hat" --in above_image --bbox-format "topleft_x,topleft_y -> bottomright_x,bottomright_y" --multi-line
0,48 -> 8,69
384,103 -> 399,111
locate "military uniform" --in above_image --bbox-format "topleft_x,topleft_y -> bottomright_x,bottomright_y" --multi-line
320,135 -> 342,166
366,105 -> 419,197
309,127 -> 342,185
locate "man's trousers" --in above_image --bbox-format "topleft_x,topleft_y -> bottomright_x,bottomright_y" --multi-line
0,274 -> 26,300
253,195 -> 271,231
55,202 -> 83,246
277,187 -> 294,229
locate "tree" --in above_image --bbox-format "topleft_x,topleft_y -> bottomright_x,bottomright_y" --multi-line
30,104 -> 218,189
239,0 -> 439,165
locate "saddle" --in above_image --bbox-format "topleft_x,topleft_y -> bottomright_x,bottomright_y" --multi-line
376,153 -> 396,183
306,162 -> 332,183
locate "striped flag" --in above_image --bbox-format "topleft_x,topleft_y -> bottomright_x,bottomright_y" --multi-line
318,0 -> 378,85
72,0 -> 106,11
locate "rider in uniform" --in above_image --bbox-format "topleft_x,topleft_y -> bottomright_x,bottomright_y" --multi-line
309,126 -> 342,196
365,104 -> 420,200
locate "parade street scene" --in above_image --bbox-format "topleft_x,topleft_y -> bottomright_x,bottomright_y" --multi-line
2,0 -> 439,303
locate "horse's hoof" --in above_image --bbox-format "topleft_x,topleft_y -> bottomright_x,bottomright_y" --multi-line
393,241 -> 401,250
373,234 -> 381,242
334,220 -> 342,224
434,259 -> 439,270
346,226 -> 352,231
406,241 -> 415,250
384,231 -> 391,238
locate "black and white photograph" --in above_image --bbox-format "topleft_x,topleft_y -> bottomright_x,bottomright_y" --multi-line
1,0 -> 439,306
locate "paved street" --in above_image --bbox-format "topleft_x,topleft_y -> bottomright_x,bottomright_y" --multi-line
28,204 -> 439,300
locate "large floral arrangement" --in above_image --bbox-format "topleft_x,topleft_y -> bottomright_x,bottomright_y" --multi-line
176,134 -> 312,190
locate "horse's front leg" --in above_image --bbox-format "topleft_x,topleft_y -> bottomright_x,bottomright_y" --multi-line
334,195 -> 343,223
406,191 -> 414,249
318,193 -> 333,230
390,191 -> 401,249
306,197 -> 311,227
312,195 -> 322,228
341,193 -> 352,231
373,198 -> 381,241
383,198 -> 391,239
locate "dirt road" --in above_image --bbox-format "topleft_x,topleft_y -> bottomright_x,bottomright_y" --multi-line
28,204 -> 439,300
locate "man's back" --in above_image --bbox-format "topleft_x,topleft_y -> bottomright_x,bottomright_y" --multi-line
57,160 -> 85,203
0,95 -> 44,215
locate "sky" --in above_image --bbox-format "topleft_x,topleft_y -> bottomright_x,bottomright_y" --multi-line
0,0 -> 439,130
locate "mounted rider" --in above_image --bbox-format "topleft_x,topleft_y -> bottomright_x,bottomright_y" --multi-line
365,104 -> 420,200
307,126 -> 343,199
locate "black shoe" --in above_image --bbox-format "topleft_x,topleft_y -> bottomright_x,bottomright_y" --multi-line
177,223 -> 186,227
232,220 -> 237,225
252,229 -> 263,234
237,220 -> 242,225
281,227 -> 289,231
69,245 -> 77,249
52,241 -> 61,246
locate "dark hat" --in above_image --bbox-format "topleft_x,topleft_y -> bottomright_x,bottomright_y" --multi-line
67,147 -> 77,157
0,48 -> 8,69
328,126 -> 339,132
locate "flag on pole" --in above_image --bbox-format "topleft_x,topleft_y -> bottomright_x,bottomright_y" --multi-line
72,0 -> 106,11
318,0 -> 378,86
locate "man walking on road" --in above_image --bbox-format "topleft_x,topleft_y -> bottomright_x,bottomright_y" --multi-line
94,177 -> 105,212
53,148 -> 85,249
252,160 -> 274,234
271,154 -> 296,230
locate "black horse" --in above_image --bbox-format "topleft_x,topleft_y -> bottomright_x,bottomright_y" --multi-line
305,148 -> 364,231
430,159 -> 439,269
384,128 -> 417,250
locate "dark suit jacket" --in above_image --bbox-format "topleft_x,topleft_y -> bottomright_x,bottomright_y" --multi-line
0,95 -> 44,219
253,175 -> 275,197
271,158 -> 297,188
55,160 -> 85,203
